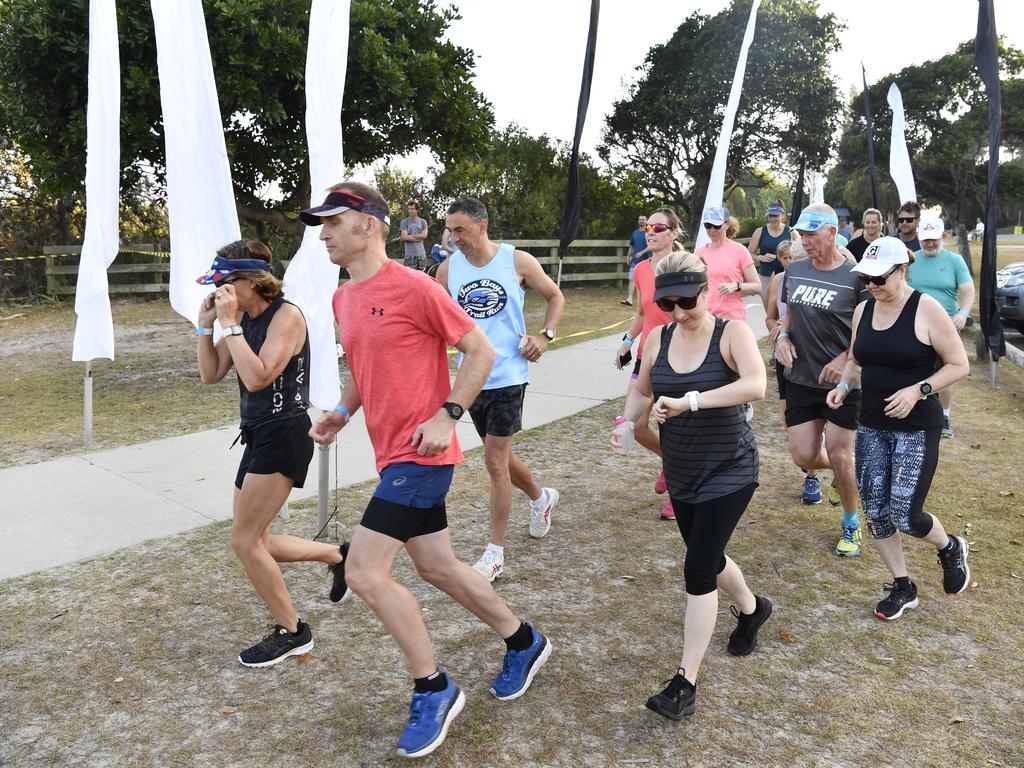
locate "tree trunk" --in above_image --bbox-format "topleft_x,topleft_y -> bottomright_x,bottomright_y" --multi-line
957,223 -> 974,276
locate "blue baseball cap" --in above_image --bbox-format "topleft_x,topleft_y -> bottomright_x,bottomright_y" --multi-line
793,209 -> 839,232
196,256 -> 273,285
702,206 -> 729,226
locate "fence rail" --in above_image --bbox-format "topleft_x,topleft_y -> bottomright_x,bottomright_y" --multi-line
40,237 -> 756,296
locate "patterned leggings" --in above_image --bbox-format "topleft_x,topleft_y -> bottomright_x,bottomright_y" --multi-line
855,426 -> 941,540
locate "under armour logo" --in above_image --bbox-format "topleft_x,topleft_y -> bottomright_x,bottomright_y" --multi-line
371,307 -> 384,316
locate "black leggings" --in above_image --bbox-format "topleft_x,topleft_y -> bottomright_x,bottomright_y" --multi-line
671,483 -> 757,596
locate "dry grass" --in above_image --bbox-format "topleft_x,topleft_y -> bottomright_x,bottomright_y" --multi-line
1,335 -> 1022,767
0,284 -> 634,468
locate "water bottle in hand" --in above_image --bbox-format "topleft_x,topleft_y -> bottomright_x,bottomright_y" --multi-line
612,416 -> 635,454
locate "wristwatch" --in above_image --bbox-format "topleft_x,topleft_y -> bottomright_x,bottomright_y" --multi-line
442,401 -> 464,420
227,325 -> 244,336
541,328 -> 556,341
918,381 -> 933,398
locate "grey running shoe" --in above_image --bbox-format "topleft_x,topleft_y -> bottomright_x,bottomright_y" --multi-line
941,416 -> 955,438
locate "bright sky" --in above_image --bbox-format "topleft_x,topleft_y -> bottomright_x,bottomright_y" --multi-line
392,0 -> 1024,177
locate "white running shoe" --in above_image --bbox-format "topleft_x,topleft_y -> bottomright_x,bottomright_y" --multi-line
472,547 -> 504,582
529,488 -> 559,538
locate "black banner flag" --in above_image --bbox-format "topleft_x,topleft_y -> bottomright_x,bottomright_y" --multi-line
559,0 -> 599,252
975,0 -> 1006,361
861,63 -> 880,211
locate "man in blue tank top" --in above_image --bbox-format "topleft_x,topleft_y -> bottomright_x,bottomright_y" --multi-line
435,197 -> 566,582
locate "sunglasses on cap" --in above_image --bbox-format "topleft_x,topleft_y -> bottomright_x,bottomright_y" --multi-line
645,222 -> 673,234
656,291 -> 703,312
703,222 -> 724,230
898,216 -> 917,223
858,266 -> 900,286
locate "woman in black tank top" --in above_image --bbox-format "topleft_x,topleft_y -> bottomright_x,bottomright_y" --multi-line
610,252 -> 770,720
196,240 -> 347,668
827,238 -> 970,621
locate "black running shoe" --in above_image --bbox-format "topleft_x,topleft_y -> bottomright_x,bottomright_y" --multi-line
645,669 -> 697,721
238,621 -> 314,668
874,581 -> 918,621
329,541 -> 351,604
727,595 -> 773,656
938,535 -> 971,596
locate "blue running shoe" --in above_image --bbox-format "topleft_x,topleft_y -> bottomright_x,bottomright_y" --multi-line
802,475 -> 822,505
395,673 -> 466,759
490,624 -> 552,701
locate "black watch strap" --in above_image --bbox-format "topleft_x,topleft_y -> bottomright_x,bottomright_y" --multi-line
442,401 -> 464,420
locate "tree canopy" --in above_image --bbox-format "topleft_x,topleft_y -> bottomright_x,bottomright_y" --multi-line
824,39 -> 1024,229
0,0 -> 493,236
599,0 -> 842,235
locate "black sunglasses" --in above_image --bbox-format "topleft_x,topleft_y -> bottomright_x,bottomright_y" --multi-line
214,276 -> 244,288
897,216 -> 917,223
858,266 -> 900,286
703,222 -> 724,230
656,293 -> 702,312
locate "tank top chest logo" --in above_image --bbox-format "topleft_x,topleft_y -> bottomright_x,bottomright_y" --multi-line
457,278 -> 508,319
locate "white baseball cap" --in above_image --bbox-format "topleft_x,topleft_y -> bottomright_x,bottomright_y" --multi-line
851,236 -> 912,277
918,216 -> 945,241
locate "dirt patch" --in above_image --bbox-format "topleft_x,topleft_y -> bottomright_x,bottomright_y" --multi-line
2,352 -> 1022,766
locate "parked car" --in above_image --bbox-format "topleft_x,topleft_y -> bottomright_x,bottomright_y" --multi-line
996,261 -> 1024,333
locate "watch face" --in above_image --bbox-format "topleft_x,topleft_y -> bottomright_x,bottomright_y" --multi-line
444,402 -> 464,419
920,382 -> 932,395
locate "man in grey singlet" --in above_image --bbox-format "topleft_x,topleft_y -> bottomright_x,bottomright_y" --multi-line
775,203 -> 868,558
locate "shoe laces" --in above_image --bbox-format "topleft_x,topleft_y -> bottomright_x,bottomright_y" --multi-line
255,624 -> 288,651
841,527 -> 857,542
659,669 -> 689,699
407,692 -> 428,726
501,647 -> 525,680
729,605 -> 756,636
881,581 -> 911,601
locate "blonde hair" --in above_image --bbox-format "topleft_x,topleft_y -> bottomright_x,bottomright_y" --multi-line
776,240 -> 792,259
726,216 -> 740,238
648,207 -> 686,251
655,250 -> 705,276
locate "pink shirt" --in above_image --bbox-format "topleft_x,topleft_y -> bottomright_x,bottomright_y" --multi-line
697,239 -> 754,322
633,259 -> 672,359
333,260 -> 477,472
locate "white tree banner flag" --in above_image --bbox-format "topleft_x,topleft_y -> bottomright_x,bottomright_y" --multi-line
887,82 -> 917,204
694,0 -> 761,251
809,170 -> 824,204
283,0 -> 351,409
151,0 -> 240,327
72,0 -> 120,363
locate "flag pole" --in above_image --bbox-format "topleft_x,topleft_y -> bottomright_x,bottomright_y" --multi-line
861,63 -> 880,211
83,361 -> 93,448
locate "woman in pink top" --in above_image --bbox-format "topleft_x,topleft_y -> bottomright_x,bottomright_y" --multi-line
695,206 -> 760,322
614,207 -> 679,519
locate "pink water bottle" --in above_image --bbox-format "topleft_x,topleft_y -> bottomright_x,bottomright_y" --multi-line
613,416 -> 635,454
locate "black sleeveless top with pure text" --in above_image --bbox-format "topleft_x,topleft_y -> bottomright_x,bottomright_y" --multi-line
852,290 -> 941,432
650,318 -> 759,503
238,298 -> 310,429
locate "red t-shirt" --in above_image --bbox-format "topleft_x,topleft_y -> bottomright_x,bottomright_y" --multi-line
697,239 -> 754,322
333,259 -> 477,472
633,258 -> 672,359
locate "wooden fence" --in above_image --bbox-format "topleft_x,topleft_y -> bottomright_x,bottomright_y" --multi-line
41,237 -> 753,296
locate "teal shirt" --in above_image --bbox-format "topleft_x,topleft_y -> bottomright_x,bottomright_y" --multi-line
908,248 -> 971,317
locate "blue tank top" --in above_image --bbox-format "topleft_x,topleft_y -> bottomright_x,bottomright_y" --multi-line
757,225 -> 791,276
447,243 -> 528,389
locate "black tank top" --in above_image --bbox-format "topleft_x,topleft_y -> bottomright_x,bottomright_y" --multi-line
238,298 -> 310,429
650,318 -> 759,503
853,290 -> 941,431
757,225 -> 791,276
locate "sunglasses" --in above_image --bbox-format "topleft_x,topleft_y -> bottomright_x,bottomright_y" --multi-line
898,216 -> 917,223
656,293 -> 702,312
214,276 -> 244,287
703,222 -> 724,230
645,223 -> 673,234
858,266 -> 900,286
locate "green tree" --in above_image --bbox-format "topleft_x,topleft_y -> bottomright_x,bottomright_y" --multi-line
825,40 -> 1024,232
599,0 -> 842,235
0,0 -> 493,239
432,124 -> 649,241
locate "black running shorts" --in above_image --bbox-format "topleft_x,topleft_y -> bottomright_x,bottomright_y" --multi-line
469,383 -> 526,438
360,497 -> 448,543
235,415 -> 314,490
784,381 -> 861,431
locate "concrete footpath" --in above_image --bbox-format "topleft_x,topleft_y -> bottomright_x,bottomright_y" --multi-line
0,299 -> 767,580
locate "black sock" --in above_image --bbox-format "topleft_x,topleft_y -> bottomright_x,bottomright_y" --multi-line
894,576 -> 912,589
504,622 -> 534,652
290,621 -> 305,636
942,537 -> 958,554
413,668 -> 447,693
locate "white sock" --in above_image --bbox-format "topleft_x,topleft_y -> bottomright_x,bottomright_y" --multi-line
486,543 -> 504,558
943,408 -> 951,417
530,490 -> 546,508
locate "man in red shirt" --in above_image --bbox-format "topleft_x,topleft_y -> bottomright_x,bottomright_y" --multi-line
304,182 -> 551,759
